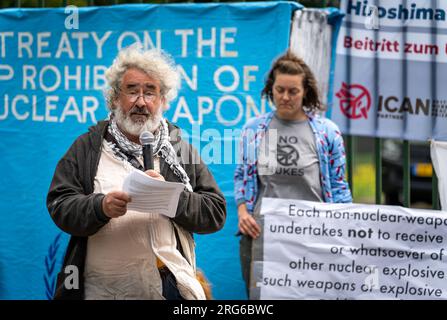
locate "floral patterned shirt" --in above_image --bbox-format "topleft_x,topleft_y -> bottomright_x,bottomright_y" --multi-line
234,111 -> 352,213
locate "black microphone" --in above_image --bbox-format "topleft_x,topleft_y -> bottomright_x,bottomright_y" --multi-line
139,131 -> 155,170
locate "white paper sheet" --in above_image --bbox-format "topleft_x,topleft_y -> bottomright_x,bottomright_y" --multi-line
122,170 -> 185,218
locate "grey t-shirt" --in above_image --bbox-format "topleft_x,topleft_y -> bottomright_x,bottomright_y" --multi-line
255,114 -> 323,213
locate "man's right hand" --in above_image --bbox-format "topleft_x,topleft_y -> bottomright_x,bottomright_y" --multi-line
102,191 -> 131,218
237,203 -> 261,239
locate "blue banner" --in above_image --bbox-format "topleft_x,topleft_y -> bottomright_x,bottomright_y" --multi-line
0,2 -> 299,299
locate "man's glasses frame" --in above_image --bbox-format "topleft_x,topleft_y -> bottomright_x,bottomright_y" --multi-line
120,88 -> 159,104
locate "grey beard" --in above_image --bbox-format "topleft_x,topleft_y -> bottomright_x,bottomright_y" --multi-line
113,106 -> 162,135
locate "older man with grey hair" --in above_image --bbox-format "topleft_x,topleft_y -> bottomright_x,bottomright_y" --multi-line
47,47 -> 226,300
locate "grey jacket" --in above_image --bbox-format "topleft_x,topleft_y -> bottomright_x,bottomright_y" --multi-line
46,120 -> 226,299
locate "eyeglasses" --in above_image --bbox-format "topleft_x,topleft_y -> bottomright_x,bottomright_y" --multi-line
121,90 -> 159,104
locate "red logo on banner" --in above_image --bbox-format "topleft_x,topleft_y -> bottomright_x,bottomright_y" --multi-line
336,82 -> 371,119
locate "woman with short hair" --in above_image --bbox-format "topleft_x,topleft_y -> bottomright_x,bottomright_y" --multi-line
234,51 -> 352,296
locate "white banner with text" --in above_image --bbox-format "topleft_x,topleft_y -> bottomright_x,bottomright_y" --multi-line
330,0 -> 447,141
252,198 -> 447,299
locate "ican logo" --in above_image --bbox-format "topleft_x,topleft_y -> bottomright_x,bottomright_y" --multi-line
336,82 -> 447,120
336,82 -> 371,120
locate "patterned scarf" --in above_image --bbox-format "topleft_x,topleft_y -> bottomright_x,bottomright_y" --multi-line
106,118 -> 193,192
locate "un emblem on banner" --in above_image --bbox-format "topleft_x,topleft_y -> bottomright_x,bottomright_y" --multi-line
43,233 -> 64,300
336,82 -> 371,119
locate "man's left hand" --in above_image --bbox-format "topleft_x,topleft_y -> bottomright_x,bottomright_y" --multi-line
145,170 -> 165,181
